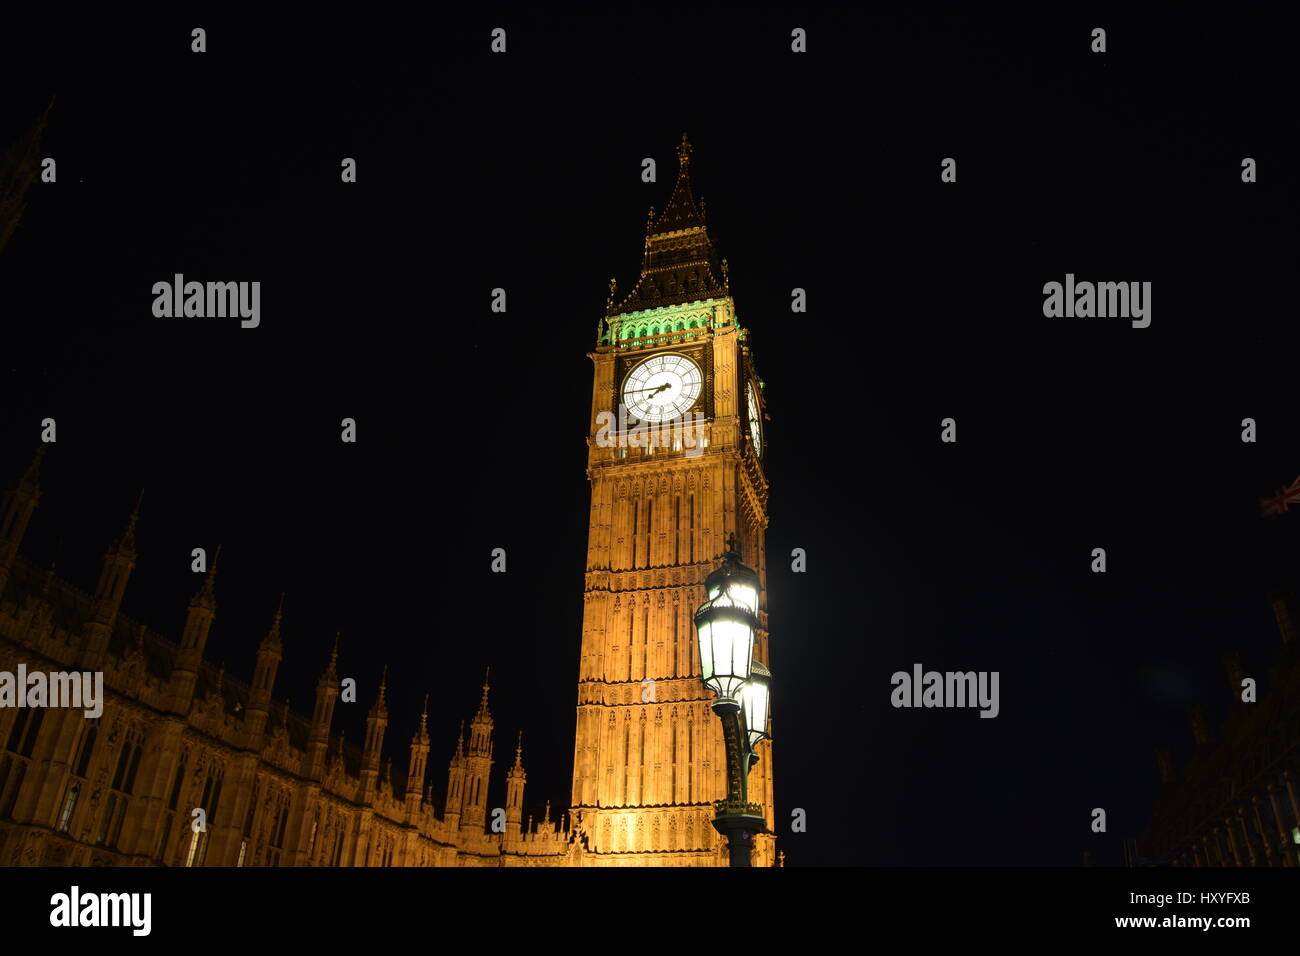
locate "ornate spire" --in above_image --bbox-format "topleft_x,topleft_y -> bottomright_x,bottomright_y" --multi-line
19,445 -> 45,489
116,489 -> 144,554
261,592 -> 285,650
475,666 -> 491,720
0,98 -> 55,256
370,665 -> 388,717
650,133 -> 705,236
677,132 -> 693,166
413,694 -> 430,744
609,134 -> 726,316
322,633 -> 340,682
455,719 -> 466,757
193,543 -> 219,609
514,730 -> 524,769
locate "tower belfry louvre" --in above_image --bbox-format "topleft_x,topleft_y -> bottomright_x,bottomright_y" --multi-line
569,134 -> 775,866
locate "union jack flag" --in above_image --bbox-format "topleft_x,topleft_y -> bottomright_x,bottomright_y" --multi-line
1260,474 -> 1300,517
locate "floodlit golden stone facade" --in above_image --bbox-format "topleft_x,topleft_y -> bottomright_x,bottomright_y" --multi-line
0,455 -> 572,867
0,135 -> 775,868
568,134 -> 776,866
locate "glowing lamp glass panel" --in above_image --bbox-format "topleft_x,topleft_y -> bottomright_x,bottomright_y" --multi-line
695,605 -> 755,702
706,580 -> 758,616
740,660 -> 771,748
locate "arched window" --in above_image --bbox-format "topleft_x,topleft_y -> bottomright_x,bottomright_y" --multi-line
98,737 -> 142,848
7,707 -> 44,757
74,725 -> 97,778
57,782 -> 80,832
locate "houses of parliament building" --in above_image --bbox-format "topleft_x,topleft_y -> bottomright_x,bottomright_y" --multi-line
0,134 -> 778,867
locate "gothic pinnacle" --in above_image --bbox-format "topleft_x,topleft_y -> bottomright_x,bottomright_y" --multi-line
322,633 -> 340,682
195,543 -> 220,606
118,488 -> 144,552
414,694 -> 429,742
261,593 -> 285,651
21,444 -> 45,486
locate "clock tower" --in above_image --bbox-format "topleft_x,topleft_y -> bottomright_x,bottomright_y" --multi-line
570,135 -> 774,866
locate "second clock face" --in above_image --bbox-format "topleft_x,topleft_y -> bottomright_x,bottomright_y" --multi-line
622,353 -> 703,422
747,381 -> 763,457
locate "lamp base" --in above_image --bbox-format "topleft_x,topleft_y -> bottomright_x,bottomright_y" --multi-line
712,810 -> 765,868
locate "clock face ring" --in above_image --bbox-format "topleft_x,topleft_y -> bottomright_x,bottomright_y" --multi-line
622,353 -> 703,423
747,380 -> 763,457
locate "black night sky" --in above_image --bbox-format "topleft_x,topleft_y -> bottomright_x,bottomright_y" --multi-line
3,8 -> 1298,866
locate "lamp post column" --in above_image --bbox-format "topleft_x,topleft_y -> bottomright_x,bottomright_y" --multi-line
711,700 -> 764,867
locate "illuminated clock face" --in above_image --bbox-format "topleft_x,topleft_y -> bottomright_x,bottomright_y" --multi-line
622,353 -> 702,422
747,381 -> 763,456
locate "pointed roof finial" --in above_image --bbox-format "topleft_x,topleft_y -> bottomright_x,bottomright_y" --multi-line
195,543 -> 220,606
21,444 -> 46,486
261,593 -> 285,650
514,730 -> 524,767
413,693 -> 430,745
370,665 -> 389,716
117,488 -> 144,552
322,632 -> 340,681
474,667 -> 492,722
677,132 -> 692,168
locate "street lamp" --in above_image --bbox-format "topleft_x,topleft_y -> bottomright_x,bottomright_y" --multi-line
693,534 -> 772,867
740,659 -> 771,760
